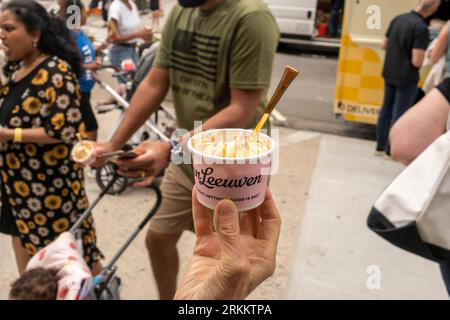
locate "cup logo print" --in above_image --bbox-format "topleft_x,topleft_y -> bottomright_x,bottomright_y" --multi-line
194,167 -> 264,190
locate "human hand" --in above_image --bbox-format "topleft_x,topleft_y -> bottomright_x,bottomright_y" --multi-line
174,188 -> 281,300
96,42 -> 109,52
137,27 -> 153,42
84,60 -> 102,71
116,140 -> 171,187
106,30 -> 117,43
90,141 -> 118,168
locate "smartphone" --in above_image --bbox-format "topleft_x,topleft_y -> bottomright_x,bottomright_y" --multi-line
117,151 -> 139,160
99,150 -> 138,161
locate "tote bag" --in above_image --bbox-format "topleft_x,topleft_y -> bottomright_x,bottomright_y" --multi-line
368,118 -> 450,262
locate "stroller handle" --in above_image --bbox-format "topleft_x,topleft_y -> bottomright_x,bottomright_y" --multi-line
69,173 -> 119,233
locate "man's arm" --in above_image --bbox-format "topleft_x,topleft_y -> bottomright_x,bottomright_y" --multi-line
110,67 -> 170,149
412,49 -> 426,68
198,89 -> 262,133
411,23 -> 429,69
381,36 -> 388,50
107,19 -> 152,43
390,88 -> 450,165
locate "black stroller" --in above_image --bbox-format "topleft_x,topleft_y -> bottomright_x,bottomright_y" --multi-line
68,173 -> 162,300
94,42 -> 176,195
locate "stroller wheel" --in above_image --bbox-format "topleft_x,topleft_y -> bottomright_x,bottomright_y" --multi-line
96,163 -> 128,195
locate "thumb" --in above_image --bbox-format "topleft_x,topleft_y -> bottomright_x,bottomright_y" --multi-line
214,200 -> 251,299
215,200 -> 241,259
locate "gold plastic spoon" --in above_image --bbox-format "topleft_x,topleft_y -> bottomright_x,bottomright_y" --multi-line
254,66 -> 299,135
232,66 -> 299,157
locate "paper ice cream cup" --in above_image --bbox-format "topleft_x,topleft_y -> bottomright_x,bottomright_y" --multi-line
71,141 -> 95,166
188,129 -> 275,211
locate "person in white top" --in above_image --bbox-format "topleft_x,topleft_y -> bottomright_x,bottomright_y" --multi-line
107,0 -> 152,70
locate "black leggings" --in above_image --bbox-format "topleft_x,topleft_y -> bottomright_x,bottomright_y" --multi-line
437,78 -> 450,104
80,91 -> 98,132
0,182 -> 19,236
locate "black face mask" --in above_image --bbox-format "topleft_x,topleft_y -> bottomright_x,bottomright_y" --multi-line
178,0 -> 208,8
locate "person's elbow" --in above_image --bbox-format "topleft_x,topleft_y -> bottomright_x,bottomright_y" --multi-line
389,125 -> 416,165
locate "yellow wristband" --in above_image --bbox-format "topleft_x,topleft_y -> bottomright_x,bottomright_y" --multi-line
13,128 -> 22,143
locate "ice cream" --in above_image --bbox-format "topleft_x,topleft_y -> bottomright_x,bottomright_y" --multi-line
71,141 -> 94,164
191,130 -> 272,159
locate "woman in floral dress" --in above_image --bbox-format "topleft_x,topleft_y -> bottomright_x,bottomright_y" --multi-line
0,0 -> 103,274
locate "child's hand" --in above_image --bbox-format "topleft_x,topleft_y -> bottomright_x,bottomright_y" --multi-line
96,42 -> 109,52
84,61 -> 102,71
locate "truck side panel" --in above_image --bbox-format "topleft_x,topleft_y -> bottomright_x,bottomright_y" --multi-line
334,0 -> 418,125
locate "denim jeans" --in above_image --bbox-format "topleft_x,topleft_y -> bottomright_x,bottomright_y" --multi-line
376,81 -> 418,153
109,44 -> 139,68
440,261 -> 450,296
89,0 -> 99,8
108,44 -> 139,83
328,0 -> 344,37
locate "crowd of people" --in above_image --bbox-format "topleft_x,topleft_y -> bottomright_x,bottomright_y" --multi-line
86,0 -> 162,29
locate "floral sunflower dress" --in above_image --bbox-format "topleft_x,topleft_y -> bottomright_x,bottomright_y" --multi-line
0,56 -> 103,268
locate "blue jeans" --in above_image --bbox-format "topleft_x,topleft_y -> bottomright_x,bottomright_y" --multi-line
109,44 -> 139,84
89,0 -> 99,8
109,44 -> 138,70
440,261 -> 450,296
328,0 -> 344,37
376,81 -> 418,153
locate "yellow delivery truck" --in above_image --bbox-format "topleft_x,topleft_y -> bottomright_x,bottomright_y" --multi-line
333,0 -> 421,125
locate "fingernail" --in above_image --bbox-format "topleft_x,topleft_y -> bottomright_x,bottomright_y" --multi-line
218,200 -> 235,216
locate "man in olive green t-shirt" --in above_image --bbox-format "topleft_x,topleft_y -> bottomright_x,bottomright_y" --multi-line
94,0 -> 279,299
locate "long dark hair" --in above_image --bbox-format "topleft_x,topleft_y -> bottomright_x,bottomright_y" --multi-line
1,0 -> 82,77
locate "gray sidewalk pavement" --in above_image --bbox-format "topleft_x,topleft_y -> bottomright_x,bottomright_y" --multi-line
283,132 -> 448,299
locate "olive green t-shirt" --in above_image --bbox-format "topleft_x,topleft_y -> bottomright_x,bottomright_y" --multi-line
154,0 -> 279,180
